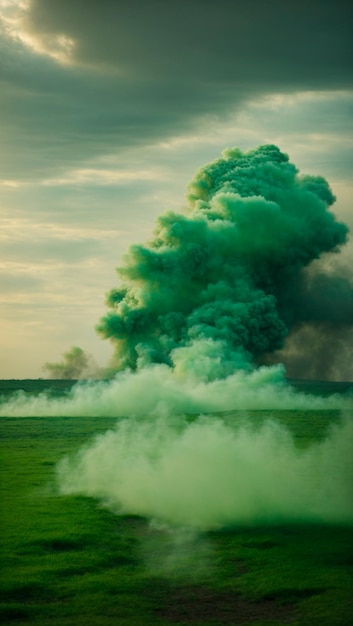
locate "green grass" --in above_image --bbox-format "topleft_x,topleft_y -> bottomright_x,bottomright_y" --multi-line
1,389 -> 353,625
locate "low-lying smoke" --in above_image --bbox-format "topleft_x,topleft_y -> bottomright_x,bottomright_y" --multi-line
0,363 -> 350,418
57,412 -> 353,529
1,145 -> 352,531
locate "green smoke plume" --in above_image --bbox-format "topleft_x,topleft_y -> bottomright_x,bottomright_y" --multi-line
98,145 -> 348,380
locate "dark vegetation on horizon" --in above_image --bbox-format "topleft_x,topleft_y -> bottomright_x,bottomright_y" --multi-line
0,378 -> 352,401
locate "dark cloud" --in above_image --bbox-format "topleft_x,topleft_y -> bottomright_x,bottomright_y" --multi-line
0,47 -> 234,179
1,0 -> 352,180
24,0 -> 353,85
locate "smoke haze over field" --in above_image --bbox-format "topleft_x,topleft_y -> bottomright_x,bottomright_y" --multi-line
1,358 -> 352,528
1,144 -> 352,530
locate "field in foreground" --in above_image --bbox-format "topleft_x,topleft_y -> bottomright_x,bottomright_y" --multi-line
1,385 -> 353,625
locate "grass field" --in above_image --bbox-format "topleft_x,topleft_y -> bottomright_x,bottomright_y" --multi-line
1,381 -> 353,625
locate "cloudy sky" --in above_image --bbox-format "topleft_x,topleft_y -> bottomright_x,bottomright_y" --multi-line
0,0 -> 352,379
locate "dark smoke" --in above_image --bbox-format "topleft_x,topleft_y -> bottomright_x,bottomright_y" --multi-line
97,145 -> 349,381
264,266 -> 353,380
267,323 -> 353,382
43,346 -> 99,379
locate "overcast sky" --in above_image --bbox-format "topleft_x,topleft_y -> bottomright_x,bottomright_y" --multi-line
0,0 -> 352,379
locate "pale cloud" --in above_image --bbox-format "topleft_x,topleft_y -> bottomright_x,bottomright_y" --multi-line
0,0 -> 75,64
15,30 -> 75,65
0,179 -> 24,188
41,166 -> 168,187
0,267 -> 42,293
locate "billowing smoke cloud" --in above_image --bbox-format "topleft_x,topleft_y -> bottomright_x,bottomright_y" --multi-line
2,145 -> 352,531
97,145 -> 348,381
43,346 -> 100,379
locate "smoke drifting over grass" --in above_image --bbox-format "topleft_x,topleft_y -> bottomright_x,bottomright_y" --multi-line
57,411 -> 353,529
0,363 -> 350,418
2,145 -> 352,530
